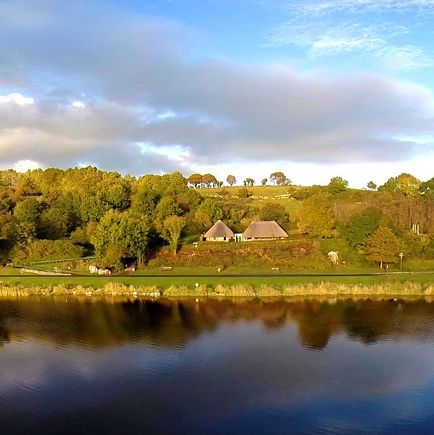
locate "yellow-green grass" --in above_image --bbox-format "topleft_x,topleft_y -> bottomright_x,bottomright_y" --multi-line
197,186 -> 302,214
1,271 -> 434,290
197,185 -> 301,198
1,278 -> 434,298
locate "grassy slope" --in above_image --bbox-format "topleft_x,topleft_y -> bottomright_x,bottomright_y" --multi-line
197,185 -> 302,214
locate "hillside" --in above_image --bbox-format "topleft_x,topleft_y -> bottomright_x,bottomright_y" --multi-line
1,169 -> 434,273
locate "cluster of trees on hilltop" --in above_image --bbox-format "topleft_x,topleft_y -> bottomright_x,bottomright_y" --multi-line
186,171 -> 292,188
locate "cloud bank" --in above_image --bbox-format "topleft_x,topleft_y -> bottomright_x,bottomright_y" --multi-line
0,0 -> 434,177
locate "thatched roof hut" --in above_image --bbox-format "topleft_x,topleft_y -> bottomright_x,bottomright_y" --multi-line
243,221 -> 288,240
203,220 -> 234,242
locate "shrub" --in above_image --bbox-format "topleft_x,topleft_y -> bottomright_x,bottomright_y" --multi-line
11,239 -> 84,263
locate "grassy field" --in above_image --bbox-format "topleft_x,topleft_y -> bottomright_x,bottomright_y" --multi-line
196,185 -> 302,214
1,271 -> 434,289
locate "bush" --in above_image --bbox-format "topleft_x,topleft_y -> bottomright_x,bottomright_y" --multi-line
11,239 -> 84,263
237,187 -> 250,198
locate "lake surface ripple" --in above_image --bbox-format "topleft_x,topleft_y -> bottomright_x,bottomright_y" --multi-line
1,297 -> 434,434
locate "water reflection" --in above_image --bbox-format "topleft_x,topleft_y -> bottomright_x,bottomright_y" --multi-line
1,297 -> 434,350
2,297 -> 434,435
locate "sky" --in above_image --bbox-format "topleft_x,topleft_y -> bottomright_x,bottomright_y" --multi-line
1,0 -> 434,187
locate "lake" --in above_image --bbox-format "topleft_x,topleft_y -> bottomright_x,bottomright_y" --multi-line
1,296 -> 434,434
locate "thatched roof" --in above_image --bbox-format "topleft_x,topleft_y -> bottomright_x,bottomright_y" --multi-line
204,220 -> 234,238
243,221 -> 288,239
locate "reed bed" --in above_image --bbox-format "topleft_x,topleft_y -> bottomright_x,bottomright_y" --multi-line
1,280 -> 434,298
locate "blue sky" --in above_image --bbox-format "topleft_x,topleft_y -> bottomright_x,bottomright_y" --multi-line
1,0 -> 434,186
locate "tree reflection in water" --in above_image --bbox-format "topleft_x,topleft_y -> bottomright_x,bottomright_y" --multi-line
1,297 -> 434,350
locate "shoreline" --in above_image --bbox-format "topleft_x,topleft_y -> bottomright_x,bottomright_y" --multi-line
1,281 -> 434,298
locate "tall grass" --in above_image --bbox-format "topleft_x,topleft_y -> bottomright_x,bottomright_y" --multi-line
1,281 -> 434,298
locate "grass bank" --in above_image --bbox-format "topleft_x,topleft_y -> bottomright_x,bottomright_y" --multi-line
0,274 -> 434,297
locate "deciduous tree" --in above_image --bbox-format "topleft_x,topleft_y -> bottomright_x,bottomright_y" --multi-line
202,174 -> 217,188
328,176 -> 348,195
367,181 -> 377,191
226,175 -> 236,186
296,193 -> 337,238
258,202 -> 288,227
380,173 -> 421,197
364,226 -> 401,268
186,173 -> 203,188
270,172 -> 290,186
343,207 -> 382,247
161,215 -> 186,255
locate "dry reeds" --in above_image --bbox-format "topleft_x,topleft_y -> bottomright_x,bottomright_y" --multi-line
0,281 -> 433,299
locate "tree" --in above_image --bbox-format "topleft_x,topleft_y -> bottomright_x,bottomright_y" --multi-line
419,176 -> 434,196
194,199 -> 223,230
343,207 -> 382,247
11,239 -> 84,264
379,173 -> 421,197
226,175 -> 236,186
161,215 -> 186,255
91,210 -> 150,266
258,202 -> 288,227
202,173 -> 217,188
244,178 -> 254,187
270,172 -> 290,186
296,193 -> 337,238
101,179 -> 131,210
261,178 -> 268,186
364,226 -> 401,268
186,173 -> 203,188
328,176 -> 348,194
155,196 -> 182,225
13,198 -> 41,226
367,181 -> 377,191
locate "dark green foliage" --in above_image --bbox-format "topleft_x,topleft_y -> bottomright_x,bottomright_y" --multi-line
258,202 -> 289,228
343,207 -> 382,247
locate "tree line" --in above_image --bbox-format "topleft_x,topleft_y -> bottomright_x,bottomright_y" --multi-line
186,171 -> 292,188
1,167 -> 434,269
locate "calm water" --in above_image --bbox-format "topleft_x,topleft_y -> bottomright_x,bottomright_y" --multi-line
1,297 -> 434,434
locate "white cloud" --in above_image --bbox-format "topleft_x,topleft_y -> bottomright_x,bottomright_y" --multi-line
71,100 -> 85,108
267,20 -> 433,70
380,45 -> 434,70
0,93 -> 34,106
13,159 -> 41,172
291,0 -> 434,14
0,0 -> 433,180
